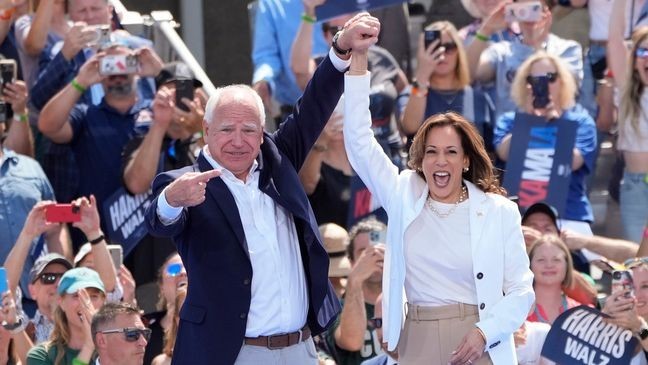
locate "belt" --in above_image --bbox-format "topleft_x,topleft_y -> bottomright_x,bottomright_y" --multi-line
244,326 -> 311,349
590,39 -> 607,46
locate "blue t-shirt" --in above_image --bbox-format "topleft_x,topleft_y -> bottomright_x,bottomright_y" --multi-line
493,109 -> 597,222
69,98 -> 152,234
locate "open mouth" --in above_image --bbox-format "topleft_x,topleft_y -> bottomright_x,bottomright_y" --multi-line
432,171 -> 451,188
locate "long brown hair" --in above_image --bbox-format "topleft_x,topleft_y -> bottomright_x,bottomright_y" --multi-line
408,112 -> 505,195
163,287 -> 187,356
619,26 -> 648,135
46,305 -> 72,365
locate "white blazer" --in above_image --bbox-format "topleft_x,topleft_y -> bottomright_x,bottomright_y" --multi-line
343,73 -> 535,364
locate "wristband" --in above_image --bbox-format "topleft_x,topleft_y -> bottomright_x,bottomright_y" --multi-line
410,80 -> 428,98
72,358 -> 89,365
89,234 -> 105,245
12,113 -> 27,123
474,32 -> 489,42
71,79 -> 86,94
0,8 -> 14,21
301,13 -> 316,24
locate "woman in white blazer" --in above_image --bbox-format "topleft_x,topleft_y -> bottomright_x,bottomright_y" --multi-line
343,56 -> 535,364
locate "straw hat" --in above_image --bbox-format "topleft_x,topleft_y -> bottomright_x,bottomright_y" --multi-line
319,223 -> 351,278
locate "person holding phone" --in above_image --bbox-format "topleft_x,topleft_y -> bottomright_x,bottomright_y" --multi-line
400,21 -> 494,151
493,52 -> 597,223
343,46 -> 534,365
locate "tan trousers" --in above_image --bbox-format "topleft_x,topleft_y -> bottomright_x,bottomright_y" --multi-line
397,303 -> 493,365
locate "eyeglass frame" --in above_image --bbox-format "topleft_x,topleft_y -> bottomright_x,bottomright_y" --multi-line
526,72 -> 559,85
165,262 -> 184,277
624,257 -> 648,269
99,327 -> 152,342
635,47 -> 648,59
34,272 -> 65,285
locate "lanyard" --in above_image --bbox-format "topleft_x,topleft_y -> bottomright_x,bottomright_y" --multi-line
533,294 -> 568,323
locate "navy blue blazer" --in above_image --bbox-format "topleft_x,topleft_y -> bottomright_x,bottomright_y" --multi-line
145,56 -> 344,365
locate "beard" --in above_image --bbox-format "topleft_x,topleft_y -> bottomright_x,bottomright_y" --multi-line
106,82 -> 134,98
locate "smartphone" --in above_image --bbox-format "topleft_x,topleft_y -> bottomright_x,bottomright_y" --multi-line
612,270 -> 634,298
369,230 -> 386,246
527,75 -> 551,109
175,79 -> 194,112
505,1 -> 543,23
0,268 -> 7,295
107,245 -> 123,271
423,29 -> 441,50
45,204 -> 81,223
85,24 -> 111,47
99,54 -> 139,75
0,59 -> 16,91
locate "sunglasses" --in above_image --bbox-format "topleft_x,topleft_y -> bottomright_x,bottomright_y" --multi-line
368,317 -> 382,329
165,262 -> 184,277
37,272 -> 64,285
100,327 -> 152,342
636,47 -> 648,59
624,257 -> 648,269
526,72 -> 558,85
324,25 -> 343,38
438,42 -> 457,53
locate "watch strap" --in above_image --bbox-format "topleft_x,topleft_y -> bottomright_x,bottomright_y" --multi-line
332,32 -> 351,56
638,327 -> 648,340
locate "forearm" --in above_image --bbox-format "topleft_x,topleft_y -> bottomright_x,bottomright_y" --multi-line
585,236 -> 638,262
290,18 -> 315,91
4,231 -> 35,291
466,29 -> 490,80
571,148 -> 584,170
298,149 -> 325,195
495,134 -> 512,161
87,234 -> 117,292
24,0 -> 54,56
12,330 -> 34,365
334,279 -> 367,351
45,225 -> 72,260
400,95 -> 426,135
38,83 -> 79,141
124,127 -> 166,194
608,0 -> 628,85
4,115 -> 34,157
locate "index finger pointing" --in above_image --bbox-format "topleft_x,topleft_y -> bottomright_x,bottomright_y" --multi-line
194,169 -> 221,183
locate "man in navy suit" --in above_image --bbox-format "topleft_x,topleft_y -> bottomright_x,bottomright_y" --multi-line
144,13 -> 381,365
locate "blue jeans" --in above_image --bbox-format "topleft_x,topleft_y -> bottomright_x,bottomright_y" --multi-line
620,171 -> 648,242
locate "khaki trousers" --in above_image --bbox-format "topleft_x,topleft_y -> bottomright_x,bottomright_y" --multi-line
398,303 -> 493,365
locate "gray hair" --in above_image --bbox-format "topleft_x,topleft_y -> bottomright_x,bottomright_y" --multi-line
204,84 -> 266,127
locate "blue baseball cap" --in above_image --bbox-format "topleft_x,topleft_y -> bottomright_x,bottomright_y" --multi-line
57,267 -> 105,295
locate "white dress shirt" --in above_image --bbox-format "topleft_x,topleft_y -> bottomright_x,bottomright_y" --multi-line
157,147 -> 308,336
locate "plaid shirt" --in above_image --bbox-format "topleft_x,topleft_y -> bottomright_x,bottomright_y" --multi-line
30,310 -> 54,344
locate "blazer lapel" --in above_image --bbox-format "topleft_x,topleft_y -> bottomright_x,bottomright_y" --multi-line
197,156 -> 249,256
467,181 -> 492,256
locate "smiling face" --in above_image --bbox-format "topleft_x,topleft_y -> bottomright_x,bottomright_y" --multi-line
160,254 -> 187,308
28,263 -> 69,317
97,314 -> 148,365
632,266 -> 648,317
635,39 -> 648,86
422,125 -> 468,203
531,242 -> 568,287
204,89 -> 264,181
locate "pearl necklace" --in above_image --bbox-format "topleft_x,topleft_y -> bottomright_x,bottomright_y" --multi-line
426,185 -> 468,218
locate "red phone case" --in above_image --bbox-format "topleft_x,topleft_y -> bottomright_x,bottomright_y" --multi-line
45,204 -> 81,223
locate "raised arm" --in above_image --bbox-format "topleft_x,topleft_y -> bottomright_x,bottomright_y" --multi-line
23,0 -> 57,56
290,0 -> 324,91
465,2 -> 507,82
3,81 -> 33,156
609,0 -> 630,86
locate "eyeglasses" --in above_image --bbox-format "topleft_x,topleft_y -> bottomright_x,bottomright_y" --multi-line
100,327 -> 152,342
636,47 -> 648,59
624,257 -> 648,269
165,262 -> 184,277
439,42 -> 457,53
526,72 -> 558,85
37,273 -> 64,285
368,317 -> 382,329
324,25 -> 343,38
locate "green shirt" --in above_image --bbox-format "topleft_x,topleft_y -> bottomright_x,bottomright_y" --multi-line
326,300 -> 383,365
27,343 -> 94,365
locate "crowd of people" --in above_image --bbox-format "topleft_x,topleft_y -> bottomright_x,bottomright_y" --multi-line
1,0 -> 648,364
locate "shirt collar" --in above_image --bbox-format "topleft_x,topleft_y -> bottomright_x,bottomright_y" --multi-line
98,97 -> 151,116
1,147 -> 18,167
201,145 -> 259,185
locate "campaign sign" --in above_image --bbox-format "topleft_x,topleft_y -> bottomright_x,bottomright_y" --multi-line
102,187 -> 153,256
502,113 -> 577,216
348,175 -> 387,228
315,0 -> 407,22
541,305 -> 637,365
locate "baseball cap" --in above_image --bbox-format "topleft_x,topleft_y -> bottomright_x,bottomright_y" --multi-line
74,243 -> 93,266
155,61 -> 203,90
521,202 -> 559,231
319,223 -> 351,278
29,253 -> 73,283
57,267 -> 105,295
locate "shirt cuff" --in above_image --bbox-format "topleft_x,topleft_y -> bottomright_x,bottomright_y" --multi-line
329,48 -> 351,72
156,187 -> 183,225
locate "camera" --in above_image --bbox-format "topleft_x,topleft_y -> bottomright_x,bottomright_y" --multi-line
527,75 -> 551,109
99,54 -> 139,76
86,24 -> 111,47
423,30 -> 441,50
505,1 -> 543,23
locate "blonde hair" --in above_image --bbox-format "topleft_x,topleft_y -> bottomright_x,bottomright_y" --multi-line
619,26 -> 648,134
408,112 -> 505,195
510,51 -> 577,111
424,21 -> 471,89
528,234 -> 574,288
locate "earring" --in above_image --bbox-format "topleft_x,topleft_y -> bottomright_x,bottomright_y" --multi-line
463,167 -> 469,172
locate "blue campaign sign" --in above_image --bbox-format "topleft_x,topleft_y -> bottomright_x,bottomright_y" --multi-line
541,305 -> 637,365
102,187 -> 153,256
502,113 -> 578,216
315,0 -> 407,22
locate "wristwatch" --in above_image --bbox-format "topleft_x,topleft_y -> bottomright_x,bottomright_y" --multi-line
332,32 -> 351,56
638,325 -> 648,340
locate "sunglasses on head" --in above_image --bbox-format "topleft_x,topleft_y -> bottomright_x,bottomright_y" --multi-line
324,25 -> 344,38
624,257 -> 648,269
37,272 -> 64,285
100,327 -> 152,342
368,317 -> 382,329
636,47 -> 648,59
526,72 -> 558,85
165,262 -> 184,277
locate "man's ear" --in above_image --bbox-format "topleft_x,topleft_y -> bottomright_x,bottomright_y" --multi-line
95,332 -> 107,348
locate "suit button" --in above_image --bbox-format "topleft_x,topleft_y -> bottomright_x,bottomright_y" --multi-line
479,303 -> 485,310
489,341 -> 500,349
240,313 -> 247,319
476,272 -> 483,279
243,278 -> 251,285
